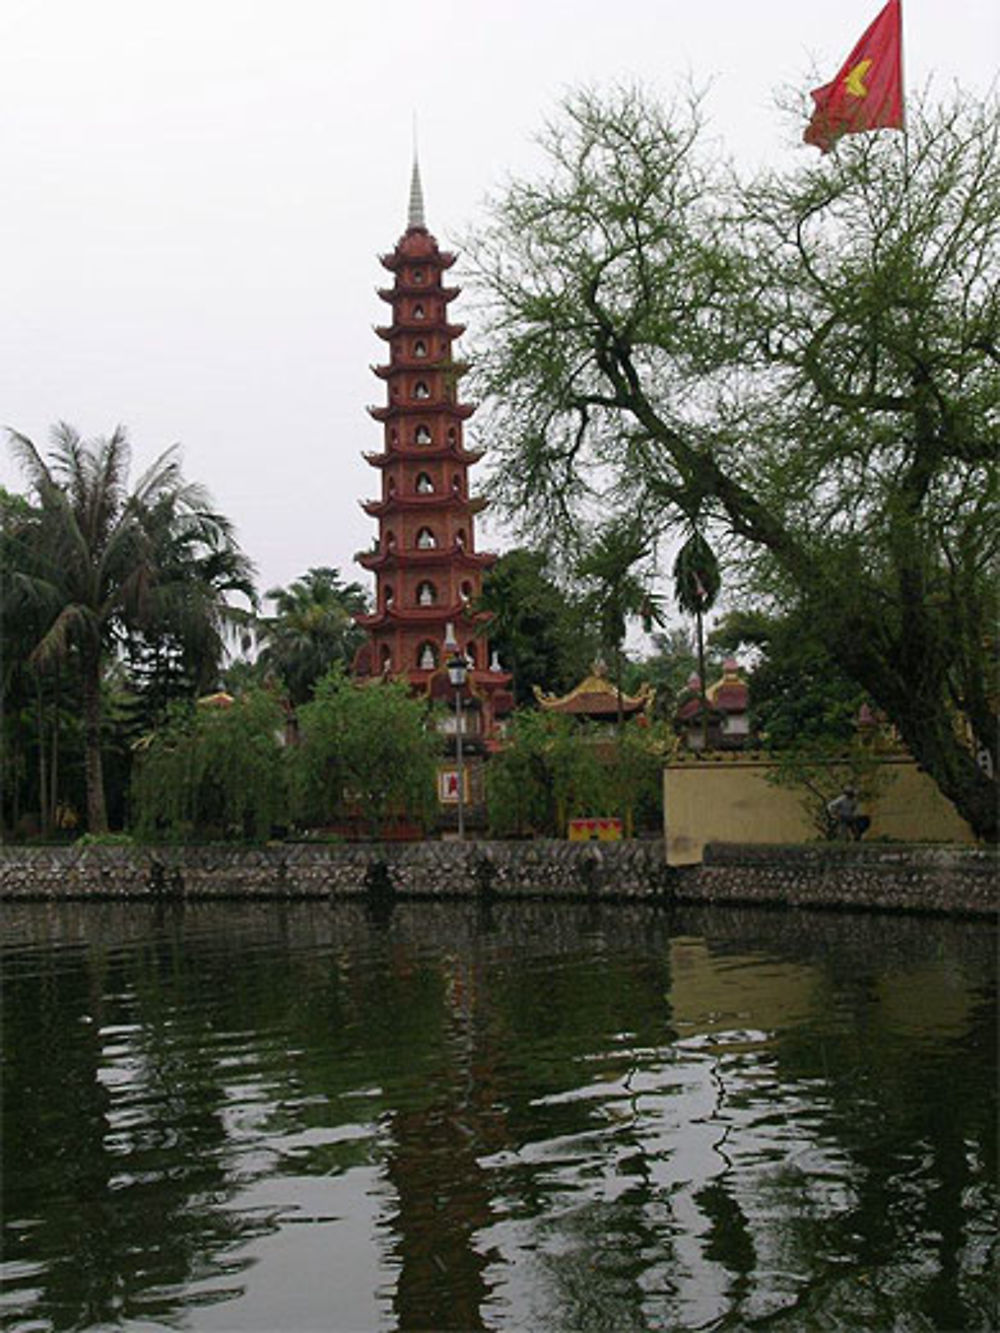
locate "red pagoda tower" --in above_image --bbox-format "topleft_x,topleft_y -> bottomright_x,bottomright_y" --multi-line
354,162 -> 512,747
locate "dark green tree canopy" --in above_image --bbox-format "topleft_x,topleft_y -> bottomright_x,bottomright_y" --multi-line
476,548 -> 595,705
6,423 -> 255,832
470,86 -> 998,838
256,566 -> 368,706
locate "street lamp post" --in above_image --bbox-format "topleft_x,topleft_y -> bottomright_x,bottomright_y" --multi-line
446,647 -> 468,840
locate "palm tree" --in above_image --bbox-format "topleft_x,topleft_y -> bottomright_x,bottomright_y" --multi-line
576,519 -> 662,732
672,531 -> 721,747
7,423 -> 254,832
256,567 -> 368,706
124,504 -> 257,726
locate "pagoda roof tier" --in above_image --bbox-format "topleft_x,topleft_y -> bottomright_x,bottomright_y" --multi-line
362,444 -> 485,468
355,604 -> 492,630
372,360 -> 469,380
374,322 -> 466,341
361,494 -> 488,517
378,285 -> 460,304
368,400 -> 475,423
380,248 -> 457,272
534,663 -> 655,719
356,545 -> 497,573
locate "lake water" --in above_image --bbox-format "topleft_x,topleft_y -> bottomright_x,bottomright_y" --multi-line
1,898 -> 996,1332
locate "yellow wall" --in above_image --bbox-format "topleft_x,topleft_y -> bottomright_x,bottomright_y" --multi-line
664,755 -> 976,864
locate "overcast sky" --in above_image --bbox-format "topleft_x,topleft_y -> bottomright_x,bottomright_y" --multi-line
2,0 -> 996,608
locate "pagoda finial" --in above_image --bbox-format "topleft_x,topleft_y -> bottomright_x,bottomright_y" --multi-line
408,154 -> 426,231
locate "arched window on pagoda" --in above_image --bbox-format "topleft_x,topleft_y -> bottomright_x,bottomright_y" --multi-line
390,428 -> 399,445
413,303 -> 426,320
416,527 -> 436,549
380,645 -> 392,671
466,643 -> 477,668
413,340 -> 427,358
455,528 -> 467,550
385,530 -> 397,551
383,584 -> 394,608
412,268 -> 425,284
386,476 -> 396,497
460,580 -> 473,603
414,381 -> 430,400
414,425 -> 432,445
451,474 -> 463,496
418,641 -> 437,670
447,426 -> 457,444
415,472 -> 434,494
416,581 -> 436,606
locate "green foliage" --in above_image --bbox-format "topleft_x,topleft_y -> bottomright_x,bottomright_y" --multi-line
486,709 -> 665,838
6,424 -> 255,833
673,533 -> 720,618
486,711 -> 605,838
476,548 -> 595,705
713,607 -> 866,749
75,832 -> 135,848
575,517 -> 663,660
256,567 -> 368,706
289,668 -> 437,836
765,742 -> 896,840
470,85 -> 998,839
131,690 -> 286,842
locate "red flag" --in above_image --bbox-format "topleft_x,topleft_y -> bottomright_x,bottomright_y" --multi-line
805,0 -> 904,152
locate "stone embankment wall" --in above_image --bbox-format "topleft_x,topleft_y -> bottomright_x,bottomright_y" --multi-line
0,840 -> 995,916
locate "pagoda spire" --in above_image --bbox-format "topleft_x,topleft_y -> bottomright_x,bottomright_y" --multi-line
407,155 -> 426,231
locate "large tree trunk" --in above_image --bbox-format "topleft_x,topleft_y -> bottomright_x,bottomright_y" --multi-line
838,612 -> 997,842
81,654 -> 108,834
889,701 -> 996,843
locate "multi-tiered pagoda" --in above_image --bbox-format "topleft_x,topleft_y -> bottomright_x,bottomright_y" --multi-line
353,163 -> 511,744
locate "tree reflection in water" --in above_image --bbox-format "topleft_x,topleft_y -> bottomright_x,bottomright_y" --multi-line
1,899 -> 995,1332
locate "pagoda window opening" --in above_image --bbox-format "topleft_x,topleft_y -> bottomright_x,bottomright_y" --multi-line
460,580 -> 473,602
447,426 -> 457,444
390,427 -> 398,444
412,269 -> 425,284
383,584 -> 395,608
413,303 -> 426,320
414,424 -> 432,445
414,381 -> 430,400
416,581 -> 437,606
466,642 -> 477,668
386,476 -> 396,496
380,645 -> 392,670
416,527 -> 436,549
413,340 -> 427,358
416,472 -> 434,494
451,474 -> 463,495
455,528 -> 467,550
418,641 -> 437,670
385,530 -> 397,551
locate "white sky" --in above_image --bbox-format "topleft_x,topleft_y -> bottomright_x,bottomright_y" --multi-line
1,1 -> 996,606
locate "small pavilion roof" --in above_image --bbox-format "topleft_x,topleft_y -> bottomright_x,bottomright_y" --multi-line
534,663 -> 654,719
676,658 -> 748,721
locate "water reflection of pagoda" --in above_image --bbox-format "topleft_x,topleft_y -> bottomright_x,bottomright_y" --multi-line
353,162 -> 512,749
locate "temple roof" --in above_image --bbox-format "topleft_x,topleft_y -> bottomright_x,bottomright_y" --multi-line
676,658 -> 748,722
534,663 -> 654,719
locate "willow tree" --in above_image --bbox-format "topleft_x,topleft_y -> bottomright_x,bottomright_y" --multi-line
8,424 -> 254,833
471,87 -> 998,840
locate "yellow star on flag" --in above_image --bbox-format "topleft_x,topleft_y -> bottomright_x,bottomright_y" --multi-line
844,59 -> 873,98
